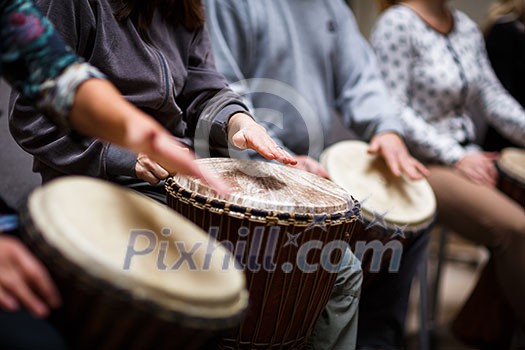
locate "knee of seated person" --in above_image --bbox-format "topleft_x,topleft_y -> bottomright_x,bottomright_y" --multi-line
488,216 -> 525,251
332,249 -> 362,298
507,219 -> 525,244
512,217 -> 525,236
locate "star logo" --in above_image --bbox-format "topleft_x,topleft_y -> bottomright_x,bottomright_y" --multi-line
305,222 -> 328,233
284,232 -> 301,247
305,214 -> 328,233
359,194 -> 372,207
357,212 -> 365,225
391,225 -> 407,239
365,210 -> 389,231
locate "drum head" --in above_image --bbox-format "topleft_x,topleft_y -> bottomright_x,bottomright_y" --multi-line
499,148 -> 525,183
174,158 -> 354,214
27,177 -> 247,322
321,141 -> 436,226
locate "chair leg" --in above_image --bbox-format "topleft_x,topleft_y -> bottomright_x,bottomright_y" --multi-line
430,227 -> 448,324
418,247 -> 430,350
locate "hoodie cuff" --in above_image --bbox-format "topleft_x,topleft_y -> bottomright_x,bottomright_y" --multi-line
210,104 -> 252,148
104,144 -> 137,178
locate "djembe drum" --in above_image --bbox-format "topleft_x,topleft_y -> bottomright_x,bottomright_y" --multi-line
321,141 -> 436,283
20,177 -> 248,350
166,158 -> 360,350
497,148 -> 525,208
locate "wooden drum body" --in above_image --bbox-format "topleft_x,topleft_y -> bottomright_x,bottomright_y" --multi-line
321,141 -> 437,283
497,148 -> 525,208
20,177 -> 247,350
166,159 -> 360,350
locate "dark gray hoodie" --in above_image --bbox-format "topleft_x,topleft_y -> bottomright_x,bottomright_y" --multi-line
9,0 -> 250,182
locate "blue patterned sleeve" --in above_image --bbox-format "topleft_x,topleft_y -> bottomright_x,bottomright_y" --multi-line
0,0 -> 104,128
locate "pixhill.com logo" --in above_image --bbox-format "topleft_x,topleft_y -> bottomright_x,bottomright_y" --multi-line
123,225 -> 405,273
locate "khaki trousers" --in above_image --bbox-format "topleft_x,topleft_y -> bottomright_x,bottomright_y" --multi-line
427,166 -> 525,326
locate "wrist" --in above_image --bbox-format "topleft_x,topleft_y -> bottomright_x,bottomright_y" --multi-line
228,113 -> 253,138
228,112 -> 252,127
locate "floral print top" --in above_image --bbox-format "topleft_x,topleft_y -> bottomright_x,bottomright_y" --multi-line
0,0 -> 104,129
371,5 -> 525,165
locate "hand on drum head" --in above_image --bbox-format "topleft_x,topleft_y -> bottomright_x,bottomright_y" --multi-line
454,152 -> 499,187
228,113 -> 298,166
0,237 -> 61,318
368,132 -> 430,180
292,155 -> 330,178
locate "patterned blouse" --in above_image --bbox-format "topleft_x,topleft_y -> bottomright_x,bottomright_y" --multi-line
0,0 -> 104,129
371,5 -> 525,165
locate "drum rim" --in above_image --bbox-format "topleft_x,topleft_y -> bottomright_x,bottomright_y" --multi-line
498,148 -> 525,184
166,177 -> 361,227
19,207 -> 248,330
173,158 -> 360,215
21,177 -> 249,329
359,211 -> 437,234
320,140 -> 437,225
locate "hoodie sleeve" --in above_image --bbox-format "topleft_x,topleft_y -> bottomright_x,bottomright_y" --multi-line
177,23 -> 254,156
8,0 -> 137,180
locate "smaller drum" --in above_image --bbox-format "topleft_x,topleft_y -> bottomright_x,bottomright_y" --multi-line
321,141 -> 437,283
166,158 -> 360,350
497,148 -> 525,208
20,177 -> 247,350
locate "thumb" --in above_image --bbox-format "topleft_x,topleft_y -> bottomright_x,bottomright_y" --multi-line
231,130 -> 248,149
368,139 -> 380,154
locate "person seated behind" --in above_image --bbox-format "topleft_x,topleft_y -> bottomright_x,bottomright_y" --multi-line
372,0 -> 525,347
483,0 -> 525,152
204,1 -> 429,348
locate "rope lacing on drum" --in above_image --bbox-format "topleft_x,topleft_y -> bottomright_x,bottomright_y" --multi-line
165,178 -> 360,227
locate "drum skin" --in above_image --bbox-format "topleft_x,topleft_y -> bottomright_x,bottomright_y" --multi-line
166,158 -> 360,350
321,141 -> 437,284
497,148 -> 525,208
20,177 -> 247,350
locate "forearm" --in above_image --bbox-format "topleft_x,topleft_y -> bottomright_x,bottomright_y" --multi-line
400,107 -> 469,165
70,79 -> 141,147
478,72 -> 525,148
9,93 -> 136,180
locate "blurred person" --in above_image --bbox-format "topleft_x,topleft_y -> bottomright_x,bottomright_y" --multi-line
483,0 -> 525,151
373,0 -> 525,347
204,1 -> 430,348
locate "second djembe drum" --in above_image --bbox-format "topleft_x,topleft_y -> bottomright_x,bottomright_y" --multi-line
20,177 -> 248,350
166,158 -> 360,350
497,147 -> 525,208
321,140 -> 436,284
